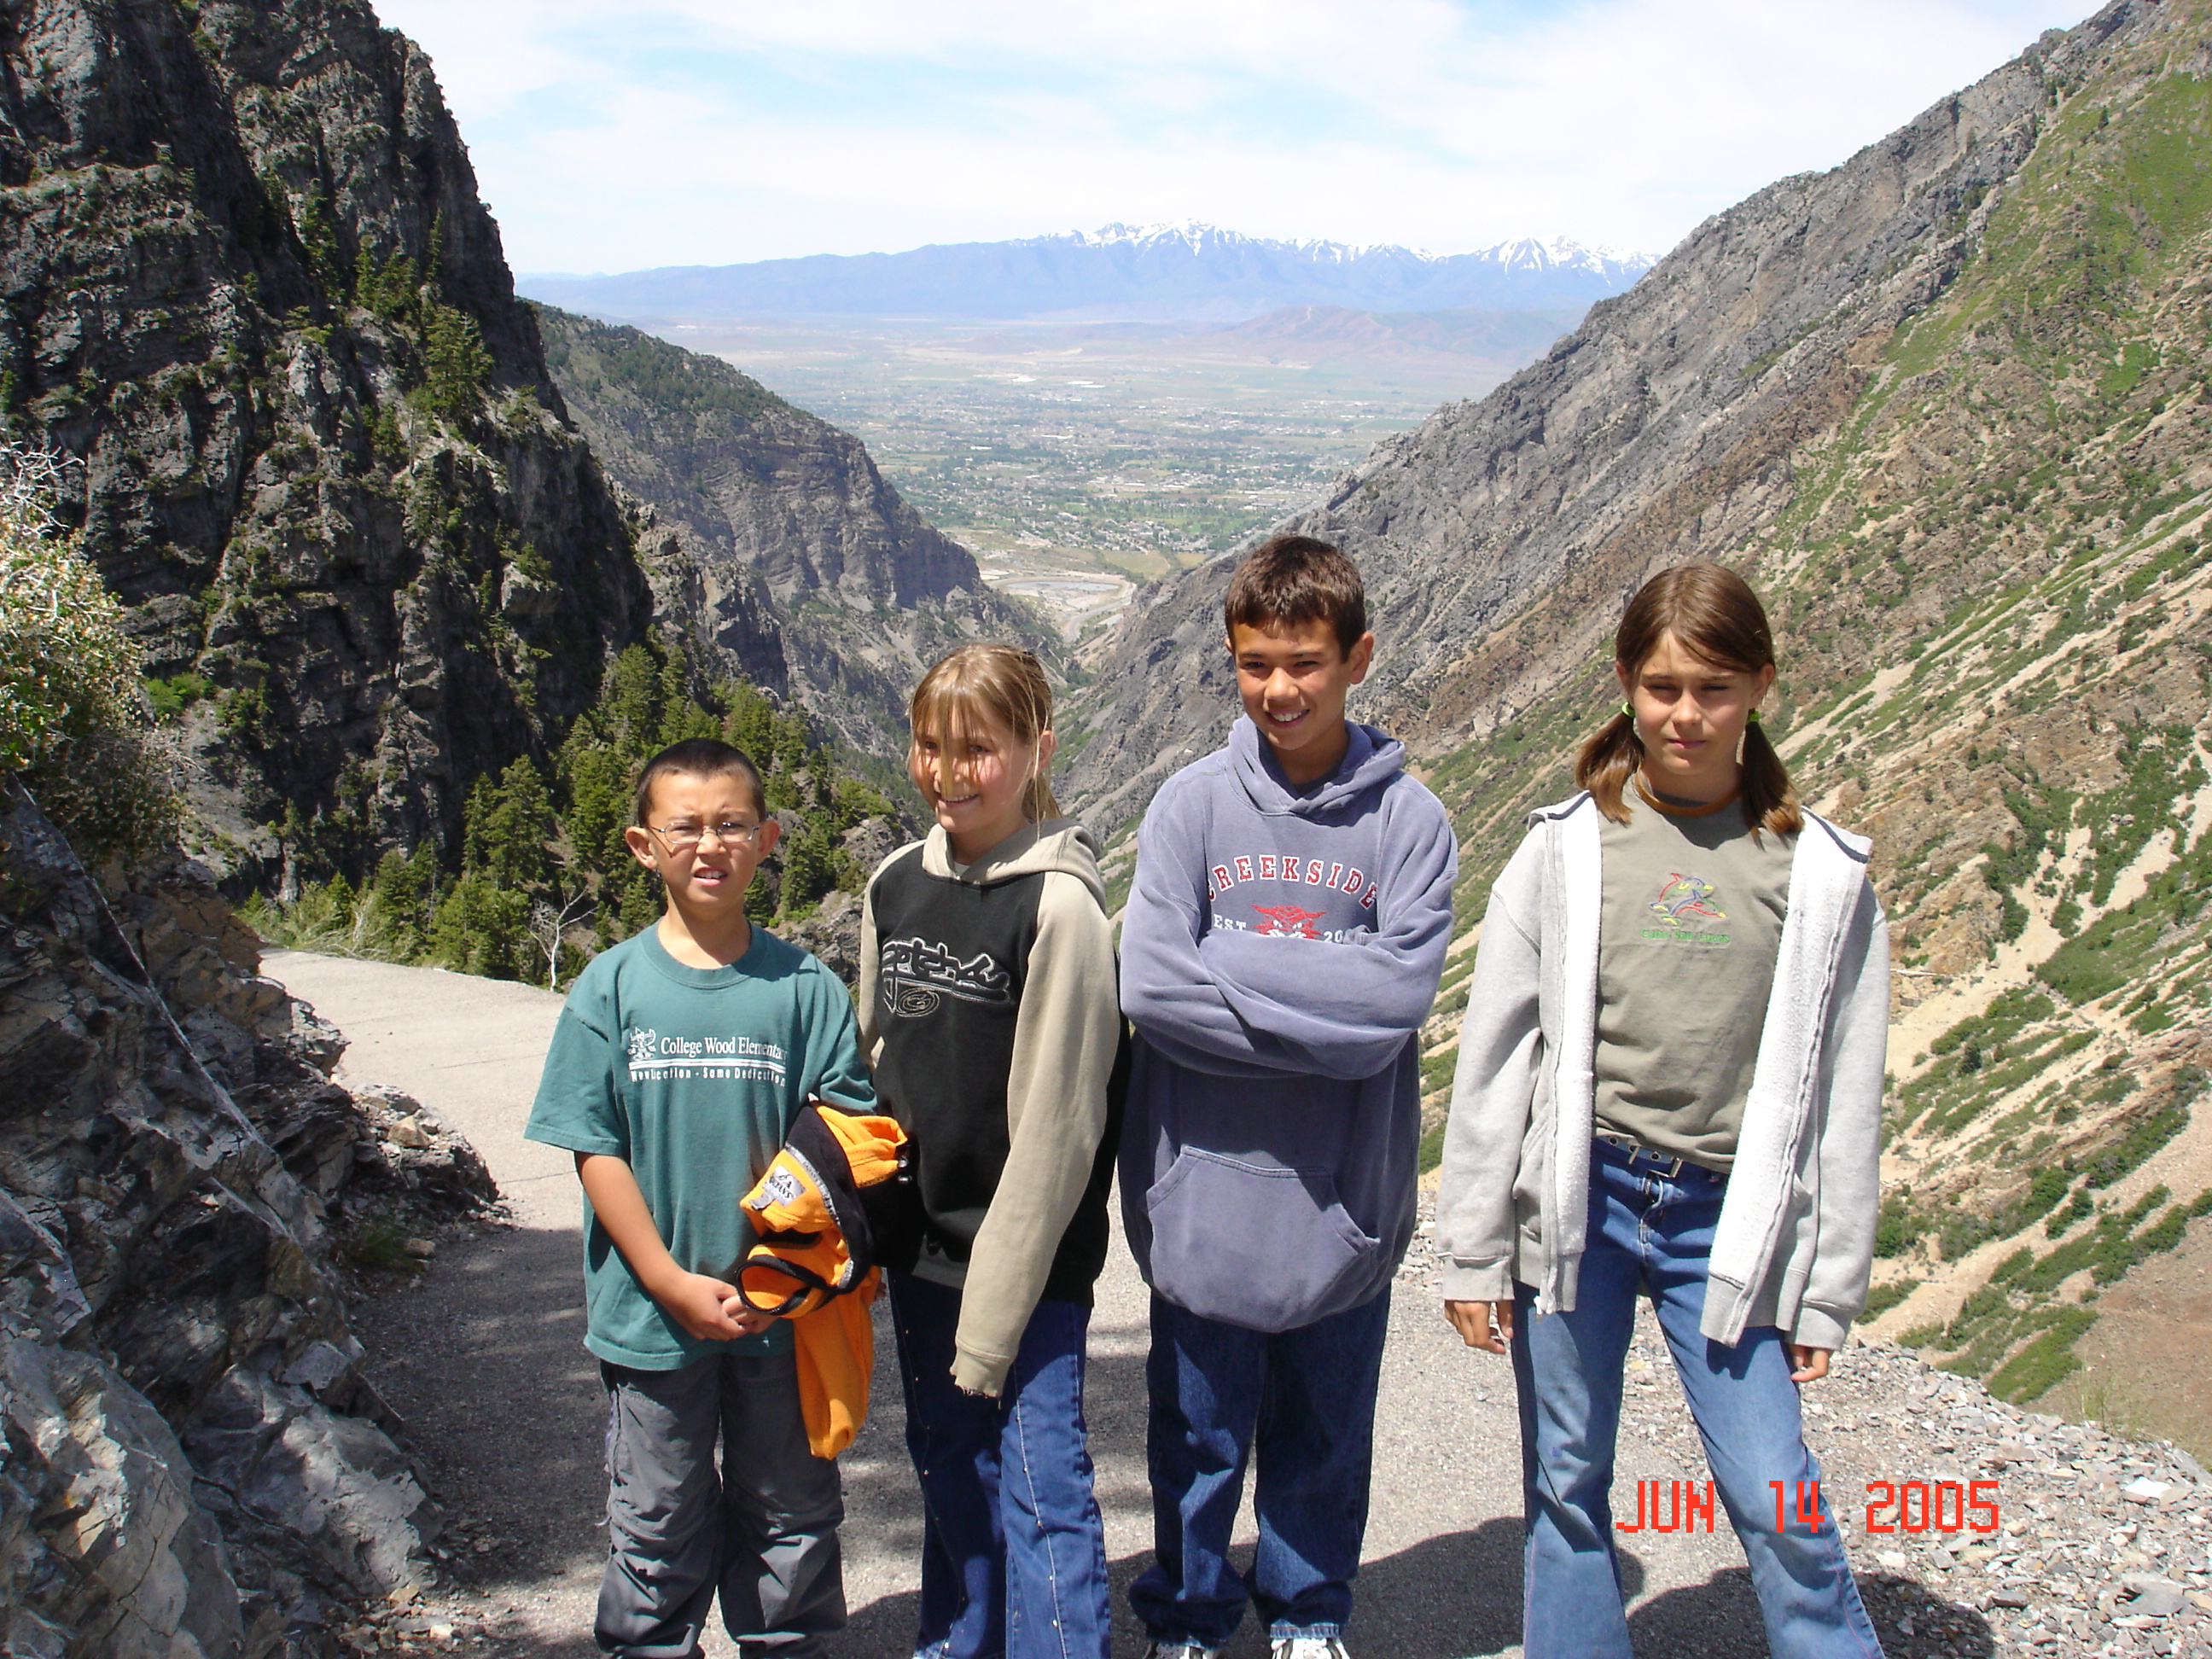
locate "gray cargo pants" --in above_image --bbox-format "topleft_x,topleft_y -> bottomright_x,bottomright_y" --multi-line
597,1349 -> 845,1658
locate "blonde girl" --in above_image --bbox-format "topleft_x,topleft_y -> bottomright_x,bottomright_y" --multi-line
1435,563 -> 1888,1658
856,643 -> 1125,1659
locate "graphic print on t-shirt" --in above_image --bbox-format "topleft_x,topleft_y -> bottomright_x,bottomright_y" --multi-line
623,1025 -> 789,1082
1641,871 -> 1733,947
879,934 -> 1014,1018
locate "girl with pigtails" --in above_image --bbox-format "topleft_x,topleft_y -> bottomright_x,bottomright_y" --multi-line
1435,562 -> 1889,1658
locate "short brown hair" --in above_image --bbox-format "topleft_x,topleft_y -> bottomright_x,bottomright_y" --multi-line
632,737 -> 767,826
909,644 -> 1060,822
1224,534 -> 1367,656
1575,562 -> 1801,835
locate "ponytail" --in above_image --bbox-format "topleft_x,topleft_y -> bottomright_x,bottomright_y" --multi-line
1738,717 -> 1802,837
1021,770 -> 1061,824
1575,707 -> 1644,825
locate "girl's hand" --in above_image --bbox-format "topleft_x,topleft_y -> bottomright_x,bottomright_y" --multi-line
1790,1344 -> 1832,1383
1444,1299 -> 1515,1353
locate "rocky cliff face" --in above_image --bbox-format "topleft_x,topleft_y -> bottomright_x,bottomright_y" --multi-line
0,781 -> 497,1656
535,306 -> 1058,761
0,0 -> 652,872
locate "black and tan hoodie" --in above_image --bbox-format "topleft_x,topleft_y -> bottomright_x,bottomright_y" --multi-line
857,818 -> 1127,1397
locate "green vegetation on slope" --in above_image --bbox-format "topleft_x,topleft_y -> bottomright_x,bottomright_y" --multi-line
249,640 -> 896,987
533,304 -> 792,426
1398,22 -> 2212,1391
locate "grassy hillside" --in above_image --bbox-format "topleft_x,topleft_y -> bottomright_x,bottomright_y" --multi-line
1396,2 -> 2212,1433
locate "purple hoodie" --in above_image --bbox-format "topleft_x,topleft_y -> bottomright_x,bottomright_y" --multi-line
1119,717 -> 1457,1330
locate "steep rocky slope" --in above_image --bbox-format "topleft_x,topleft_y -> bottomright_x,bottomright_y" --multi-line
0,782 -> 497,1656
0,0 -> 651,874
1065,0 -> 2212,1433
534,305 -> 1057,761
1062,4 -> 2115,831
0,0 -> 1007,889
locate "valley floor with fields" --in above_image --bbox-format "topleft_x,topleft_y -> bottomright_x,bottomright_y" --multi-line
655,317 -> 1520,636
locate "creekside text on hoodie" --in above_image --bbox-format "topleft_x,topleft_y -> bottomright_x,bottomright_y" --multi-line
1119,719 -> 1457,1333
857,818 -> 1128,1398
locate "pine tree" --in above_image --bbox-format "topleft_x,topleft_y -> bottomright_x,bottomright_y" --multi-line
558,739 -> 630,873
467,756 -> 555,890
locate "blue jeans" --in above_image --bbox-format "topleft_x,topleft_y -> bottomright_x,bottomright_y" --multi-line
1130,1287 -> 1391,1649
1514,1139 -> 1883,1659
888,1272 -> 1111,1659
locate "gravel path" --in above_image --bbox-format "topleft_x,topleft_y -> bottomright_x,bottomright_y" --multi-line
268,949 -> 2212,1658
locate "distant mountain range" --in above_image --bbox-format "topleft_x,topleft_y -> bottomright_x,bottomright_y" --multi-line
519,223 -> 1654,324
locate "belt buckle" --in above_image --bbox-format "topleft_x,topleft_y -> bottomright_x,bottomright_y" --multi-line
1600,1132 -> 1684,1178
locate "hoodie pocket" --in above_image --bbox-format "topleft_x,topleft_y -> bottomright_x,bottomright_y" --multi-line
1144,1149 -> 1380,1332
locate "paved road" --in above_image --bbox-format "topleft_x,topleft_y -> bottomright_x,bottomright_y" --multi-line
270,950 -> 1802,1658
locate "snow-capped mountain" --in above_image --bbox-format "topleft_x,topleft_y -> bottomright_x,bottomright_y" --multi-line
520,224 -> 1654,324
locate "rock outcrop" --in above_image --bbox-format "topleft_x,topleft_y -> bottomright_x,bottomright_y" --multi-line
533,306 -> 1059,760
0,780 -> 492,1656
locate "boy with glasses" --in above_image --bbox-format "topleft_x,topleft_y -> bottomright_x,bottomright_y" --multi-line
527,737 -> 874,1659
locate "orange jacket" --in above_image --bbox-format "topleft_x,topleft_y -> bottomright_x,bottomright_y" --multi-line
734,1103 -> 910,1456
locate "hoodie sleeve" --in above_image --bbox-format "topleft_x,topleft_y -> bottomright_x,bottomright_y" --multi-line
1435,829 -> 1547,1302
951,870 -> 1121,1397
1196,791 -> 1457,1080
1120,775 -> 1317,1079
1791,882 -> 1889,1351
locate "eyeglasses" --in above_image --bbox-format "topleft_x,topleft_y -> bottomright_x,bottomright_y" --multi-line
647,819 -> 765,852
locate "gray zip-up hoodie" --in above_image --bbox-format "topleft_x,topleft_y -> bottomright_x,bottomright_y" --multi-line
1120,718 -> 1457,1331
1435,791 -> 1889,1352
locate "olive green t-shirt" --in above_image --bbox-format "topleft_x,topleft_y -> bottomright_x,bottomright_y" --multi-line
524,923 -> 875,1369
1593,793 -> 1795,1171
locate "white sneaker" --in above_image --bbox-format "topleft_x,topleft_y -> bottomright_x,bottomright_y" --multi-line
1270,1640 -> 1350,1659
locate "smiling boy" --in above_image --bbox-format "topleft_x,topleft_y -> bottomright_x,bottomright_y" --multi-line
1118,535 -> 1458,1659
525,737 -> 874,1659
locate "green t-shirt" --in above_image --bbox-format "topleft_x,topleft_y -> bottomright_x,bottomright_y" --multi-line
524,923 -> 875,1369
1594,795 -> 1795,1172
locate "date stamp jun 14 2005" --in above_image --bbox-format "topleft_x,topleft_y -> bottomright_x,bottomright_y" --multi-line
1615,1479 -> 2002,1535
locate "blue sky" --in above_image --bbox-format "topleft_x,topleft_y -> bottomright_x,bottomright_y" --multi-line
373,0 -> 2092,276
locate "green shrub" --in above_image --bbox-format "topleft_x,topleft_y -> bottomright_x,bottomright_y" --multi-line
1873,1194 -> 1925,1258
1988,1307 -> 2098,1403
2081,1101 -> 2190,1188
1417,1118 -> 1448,1174
2047,1190 -> 2093,1236
1860,1279 -> 1922,1319
143,670 -> 212,721
0,443 -> 181,855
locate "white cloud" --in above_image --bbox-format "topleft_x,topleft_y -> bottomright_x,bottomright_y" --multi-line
375,0 -> 2092,272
